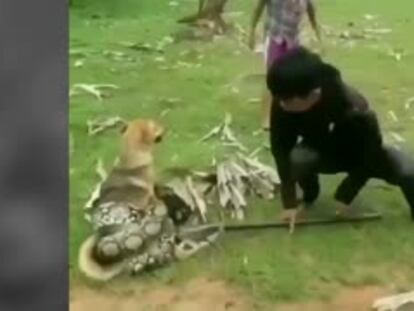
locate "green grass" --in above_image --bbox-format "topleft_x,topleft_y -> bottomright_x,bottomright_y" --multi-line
70,0 -> 414,304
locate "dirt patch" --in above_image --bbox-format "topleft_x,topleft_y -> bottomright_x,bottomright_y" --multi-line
277,286 -> 388,311
70,278 -> 389,311
70,277 -> 259,311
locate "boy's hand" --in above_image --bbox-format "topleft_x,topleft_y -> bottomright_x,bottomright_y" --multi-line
280,206 -> 304,234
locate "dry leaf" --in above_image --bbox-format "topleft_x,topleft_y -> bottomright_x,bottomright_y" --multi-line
121,42 -> 163,53
365,28 -> 392,35
204,114 -> 248,151
390,132 -> 406,143
221,125 -> 236,142
70,83 -> 119,101
199,125 -> 223,142
84,184 -> 101,210
160,97 -> 182,105
249,146 -> 263,158
222,141 -> 248,152
404,97 -> 414,110
389,51 -> 402,61
364,14 -> 377,21
74,59 -> 85,68
247,98 -> 261,104
154,56 -> 166,63
388,110 -> 398,122
84,159 -> 108,210
176,61 -> 195,68
103,50 -> 126,58
229,183 -> 247,207
186,176 -> 208,222
160,108 -> 171,117
87,116 -> 126,136
156,36 -> 174,50
96,158 -> 108,180
231,87 -> 240,94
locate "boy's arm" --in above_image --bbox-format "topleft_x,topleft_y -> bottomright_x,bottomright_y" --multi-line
306,0 -> 321,42
248,0 -> 267,49
270,110 -> 299,211
270,111 -> 302,233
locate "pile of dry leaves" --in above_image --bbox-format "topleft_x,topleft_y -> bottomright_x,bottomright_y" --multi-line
166,152 -> 280,221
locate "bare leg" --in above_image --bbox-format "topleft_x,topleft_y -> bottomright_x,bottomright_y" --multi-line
262,33 -> 272,130
198,0 -> 205,14
261,88 -> 271,130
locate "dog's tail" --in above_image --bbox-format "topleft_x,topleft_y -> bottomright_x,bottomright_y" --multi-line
78,235 -> 125,282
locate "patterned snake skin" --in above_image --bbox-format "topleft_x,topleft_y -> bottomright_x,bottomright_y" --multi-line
86,194 -> 221,276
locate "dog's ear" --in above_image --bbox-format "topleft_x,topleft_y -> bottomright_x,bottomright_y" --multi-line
120,123 -> 128,134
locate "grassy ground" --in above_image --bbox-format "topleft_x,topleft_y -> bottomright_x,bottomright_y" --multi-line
70,0 -> 414,304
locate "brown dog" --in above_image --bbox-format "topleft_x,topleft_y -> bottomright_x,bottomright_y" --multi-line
95,118 -> 165,211
79,119 -> 166,281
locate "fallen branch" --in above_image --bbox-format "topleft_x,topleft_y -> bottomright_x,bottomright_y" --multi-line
84,158 -> 108,210
224,212 -> 382,231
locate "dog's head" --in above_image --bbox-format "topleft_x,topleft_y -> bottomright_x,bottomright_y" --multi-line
121,119 -> 165,150
118,119 -> 165,168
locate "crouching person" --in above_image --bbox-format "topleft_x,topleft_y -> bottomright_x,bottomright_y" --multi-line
266,47 -> 414,232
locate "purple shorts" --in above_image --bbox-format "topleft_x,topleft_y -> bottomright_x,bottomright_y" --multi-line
264,37 -> 297,69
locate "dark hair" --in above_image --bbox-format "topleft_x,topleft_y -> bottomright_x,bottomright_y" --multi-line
266,47 -> 340,100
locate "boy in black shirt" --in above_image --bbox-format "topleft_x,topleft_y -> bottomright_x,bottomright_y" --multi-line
267,47 -> 414,233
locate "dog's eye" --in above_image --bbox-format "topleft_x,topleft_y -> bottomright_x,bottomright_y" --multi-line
155,135 -> 163,143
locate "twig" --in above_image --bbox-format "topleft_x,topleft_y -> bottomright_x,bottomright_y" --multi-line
70,83 -> 119,101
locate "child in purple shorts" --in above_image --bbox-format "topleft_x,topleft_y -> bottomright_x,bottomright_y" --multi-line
248,0 -> 321,129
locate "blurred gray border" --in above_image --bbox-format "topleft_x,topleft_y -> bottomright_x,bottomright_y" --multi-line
0,0 -> 67,310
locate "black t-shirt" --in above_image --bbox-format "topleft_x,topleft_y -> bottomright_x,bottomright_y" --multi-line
270,72 -> 383,209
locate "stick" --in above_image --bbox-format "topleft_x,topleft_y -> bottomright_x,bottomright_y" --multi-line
223,212 -> 382,231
